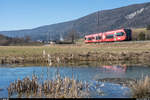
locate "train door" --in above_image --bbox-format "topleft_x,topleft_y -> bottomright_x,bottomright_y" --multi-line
96,33 -> 103,43
114,32 -> 117,41
102,33 -> 105,42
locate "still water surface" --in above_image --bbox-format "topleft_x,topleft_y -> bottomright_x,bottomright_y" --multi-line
0,64 -> 150,98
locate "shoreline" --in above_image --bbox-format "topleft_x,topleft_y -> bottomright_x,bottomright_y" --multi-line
0,51 -> 150,65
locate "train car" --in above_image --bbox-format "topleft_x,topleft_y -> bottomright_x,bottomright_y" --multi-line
84,28 -> 132,43
85,32 -> 103,43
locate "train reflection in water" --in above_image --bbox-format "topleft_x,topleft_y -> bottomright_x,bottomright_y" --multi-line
102,65 -> 127,73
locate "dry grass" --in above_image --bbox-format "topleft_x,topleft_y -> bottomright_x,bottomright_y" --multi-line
7,74 -> 89,98
132,28 -> 150,40
131,76 -> 150,98
132,28 -> 147,33
0,41 -> 150,57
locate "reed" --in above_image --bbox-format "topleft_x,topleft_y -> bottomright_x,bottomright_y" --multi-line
131,76 -> 150,98
8,74 -> 89,98
7,50 -> 90,98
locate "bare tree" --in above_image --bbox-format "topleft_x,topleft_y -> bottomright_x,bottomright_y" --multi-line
24,35 -> 31,43
66,29 -> 79,43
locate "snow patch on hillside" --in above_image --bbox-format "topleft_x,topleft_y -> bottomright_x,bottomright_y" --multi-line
125,8 -> 144,19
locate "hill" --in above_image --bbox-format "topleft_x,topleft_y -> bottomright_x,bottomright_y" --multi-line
0,2 -> 150,41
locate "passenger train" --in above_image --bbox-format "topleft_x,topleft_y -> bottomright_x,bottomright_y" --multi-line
84,29 -> 132,43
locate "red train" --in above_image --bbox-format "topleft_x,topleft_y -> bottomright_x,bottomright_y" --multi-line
84,28 -> 132,43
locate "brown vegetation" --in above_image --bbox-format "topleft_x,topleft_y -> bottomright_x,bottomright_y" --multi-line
8,74 -> 89,98
131,76 -> 150,98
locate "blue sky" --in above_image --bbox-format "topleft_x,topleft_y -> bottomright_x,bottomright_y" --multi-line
0,0 -> 150,31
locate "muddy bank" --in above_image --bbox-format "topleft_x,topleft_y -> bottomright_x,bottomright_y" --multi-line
97,78 -> 137,87
0,51 -> 150,65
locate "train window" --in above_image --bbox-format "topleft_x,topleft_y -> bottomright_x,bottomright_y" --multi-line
96,36 -> 101,40
88,38 -> 91,40
88,37 -> 92,40
116,32 -> 124,36
106,34 -> 114,39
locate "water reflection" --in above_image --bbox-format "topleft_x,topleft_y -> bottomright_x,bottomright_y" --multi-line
102,65 -> 127,73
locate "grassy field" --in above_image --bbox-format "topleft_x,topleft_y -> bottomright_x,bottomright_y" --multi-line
0,41 -> 150,64
132,28 -> 150,40
0,41 -> 150,57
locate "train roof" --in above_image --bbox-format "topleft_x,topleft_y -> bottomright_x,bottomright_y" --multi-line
103,28 -> 131,33
103,28 -> 125,33
85,32 -> 102,37
85,28 -> 131,37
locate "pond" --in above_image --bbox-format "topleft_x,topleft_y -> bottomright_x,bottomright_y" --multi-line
0,64 -> 150,98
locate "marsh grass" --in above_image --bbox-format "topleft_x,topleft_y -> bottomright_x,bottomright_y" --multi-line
7,50 -> 90,98
7,74 -> 89,98
131,76 -> 150,98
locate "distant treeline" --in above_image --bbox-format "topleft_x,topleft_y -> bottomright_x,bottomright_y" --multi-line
0,34 -> 43,46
